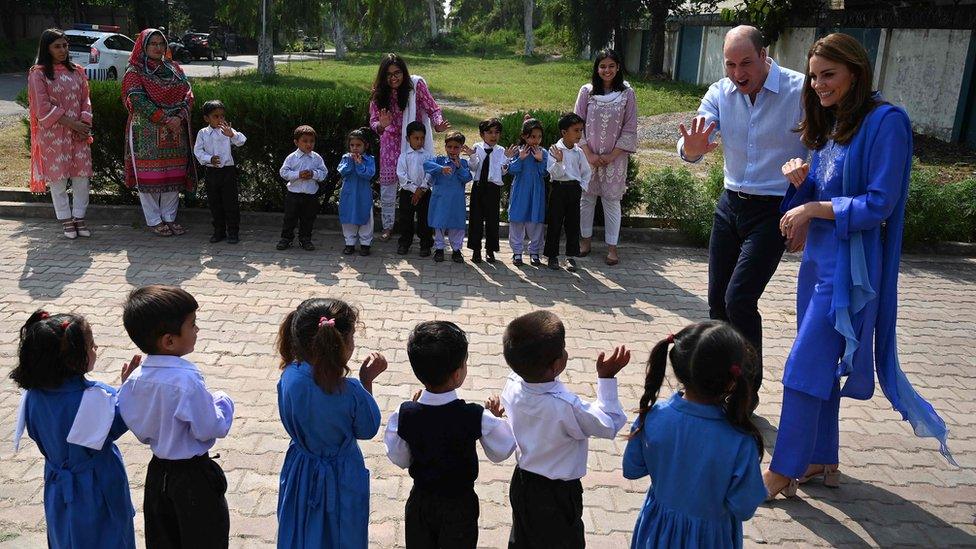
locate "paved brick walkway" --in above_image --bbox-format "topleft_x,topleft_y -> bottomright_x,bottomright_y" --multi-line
0,217 -> 974,548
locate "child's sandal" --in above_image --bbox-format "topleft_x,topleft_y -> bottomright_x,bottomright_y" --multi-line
167,222 -> 186,236
73,218 -> 91,237
61,219 -> 78,239
151,223 -> 173,237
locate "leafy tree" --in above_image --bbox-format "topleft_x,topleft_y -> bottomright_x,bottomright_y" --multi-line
721,0 -> 824,46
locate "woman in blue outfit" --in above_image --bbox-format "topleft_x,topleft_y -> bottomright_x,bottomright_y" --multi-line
337,128 -> 378,255
276,298 -> 387,548
623,321 -> 767,549
11,310 -> 138,549
764,33 -> 955,499
425,131 -> 472,262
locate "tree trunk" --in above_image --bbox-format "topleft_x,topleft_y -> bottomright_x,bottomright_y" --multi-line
427,0 -> 439,39
258,0 -> 275,77
523,0 -> 534,55
331,1 -> 347,60
645,3 -> 669,76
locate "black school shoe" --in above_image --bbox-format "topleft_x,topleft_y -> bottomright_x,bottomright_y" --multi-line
300,240 -> 315,251
565,258 -> 578,272
226,234 -> 239,244
486,250 -> 496,263
433,249 -> 445,262
530,254 -> 541,266
210,233 -> 226,243
548,256 -> 560,270
359,246 -> 371,256
343,245 -> 356,255
397,245 -> 409,255
471,250 -> 482,264
512,254 -> 524,266
452,250 -> 464,263
419,247 -> 432,257
276,239 -> 292,250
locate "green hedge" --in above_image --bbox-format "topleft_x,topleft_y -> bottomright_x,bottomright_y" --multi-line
642,162 -> 976,248
21,79 -> 371,211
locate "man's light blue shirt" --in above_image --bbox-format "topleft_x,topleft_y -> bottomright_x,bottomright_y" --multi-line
678,59 -> 807,196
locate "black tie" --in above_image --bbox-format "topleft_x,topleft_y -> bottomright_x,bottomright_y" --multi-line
480,147 -> 492,183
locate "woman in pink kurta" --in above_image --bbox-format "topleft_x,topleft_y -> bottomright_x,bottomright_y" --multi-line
369,53 -> 450,239
27,29 -> 94,239
574,49 -> 638,266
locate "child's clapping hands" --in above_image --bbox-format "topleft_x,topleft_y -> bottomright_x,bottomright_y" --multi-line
460,144 -> 475,157
549,145 -> 563,162
299,169 -> 313,179
359,352 -> 387,394
596,345 -> 631,379
485,395 -> 505,418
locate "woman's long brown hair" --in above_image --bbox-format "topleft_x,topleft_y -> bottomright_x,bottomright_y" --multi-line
797,33 -> 879,150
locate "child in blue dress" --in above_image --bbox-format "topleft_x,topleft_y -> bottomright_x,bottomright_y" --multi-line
425,131 -> 472,263
338,128 -> 378,256
276,298 -> 388,549
507,117 -> 548,266
623,320 -> 767,549
11,310 -> 139,549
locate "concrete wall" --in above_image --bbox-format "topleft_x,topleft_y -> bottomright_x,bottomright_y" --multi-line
624,29 -> 643,74
880,28 -> 972,141
699,26 -> 728,85
770,27 -> 817,74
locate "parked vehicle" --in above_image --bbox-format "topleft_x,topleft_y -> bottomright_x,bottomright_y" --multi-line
168,39 -> 193,64
182,32 -> 228,61
64,24 -> 134,81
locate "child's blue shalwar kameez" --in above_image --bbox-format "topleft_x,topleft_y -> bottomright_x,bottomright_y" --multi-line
623,394 -> 766,549
507,151 -> 548,224
276,362 -> 382,549
337,154 -> 376,226
22,376 -> 136,549
425,156 -> 471,230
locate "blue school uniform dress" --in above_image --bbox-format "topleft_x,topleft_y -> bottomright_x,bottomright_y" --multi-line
276,362 -> 382,549
507,151 -> 548,223
337,154 -> 377,226
623,394 -> 766,549
425,156 -> 471,230
21,377 -> 136,549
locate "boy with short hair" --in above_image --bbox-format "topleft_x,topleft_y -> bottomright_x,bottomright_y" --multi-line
463,117 -> 507,264
395,121 -> 435,256
546,112 -> 592,272
425,131 -> 473,263
193,99 -> 247,244
277,125 -> 328,251
501,310 -> 629,548
118,285 -> 234,549
385,320 -> 515,548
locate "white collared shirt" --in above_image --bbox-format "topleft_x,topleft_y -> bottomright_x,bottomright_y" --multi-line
677,58 -> 807,196
193,125 -> 246,167
118,354 -> 234,460
547,138 -> 593,192
500,372 -> 626,481
280,149 -> 328,195
384,389 -> 516,468
466,141 -> 508,186
396,147 -> 434,193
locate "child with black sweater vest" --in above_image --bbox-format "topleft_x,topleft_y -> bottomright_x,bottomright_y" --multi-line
501,311 -> 630,549
384,321 -> 516,548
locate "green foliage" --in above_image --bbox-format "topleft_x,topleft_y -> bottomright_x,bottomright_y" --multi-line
721,0 -> 824,45
0,38 -> 38,73
903,163 -> 976,247
41,80 -> 369,211
643,166 -> 722,246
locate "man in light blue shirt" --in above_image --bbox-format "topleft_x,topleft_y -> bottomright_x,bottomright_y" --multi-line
677,25 -> 807,407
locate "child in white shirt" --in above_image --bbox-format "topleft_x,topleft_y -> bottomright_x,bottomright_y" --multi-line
277,125 -> 328,251
395,121 -> 435,256
193,99 -> 246,244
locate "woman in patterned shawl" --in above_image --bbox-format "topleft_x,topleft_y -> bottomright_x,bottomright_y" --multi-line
122,28 -> 195,236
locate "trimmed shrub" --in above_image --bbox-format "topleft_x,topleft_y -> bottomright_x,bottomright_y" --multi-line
21,79 -> 371,211
903,163 -> 976,247
644,166 -> 722,246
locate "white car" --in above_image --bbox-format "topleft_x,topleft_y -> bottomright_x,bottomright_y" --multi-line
65,24 -> 134,82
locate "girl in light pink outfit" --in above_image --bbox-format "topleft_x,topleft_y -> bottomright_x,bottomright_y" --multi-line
368,53 -> 451,241
27,28 -> 94,239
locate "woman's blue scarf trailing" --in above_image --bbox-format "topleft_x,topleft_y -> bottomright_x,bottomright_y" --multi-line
832,101 -> 956,466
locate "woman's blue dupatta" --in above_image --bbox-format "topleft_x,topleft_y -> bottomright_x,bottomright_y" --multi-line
832,102 -> 956,466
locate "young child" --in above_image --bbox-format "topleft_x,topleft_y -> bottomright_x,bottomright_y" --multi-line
501,311 -> 630,548
463,117 -> 508,264
193,99 -> 246,244
546,112 -> 592,272
118,285 -> 234,548
11,310 -> 138,549
276,298 -> 387,549
338,128 -> 378,256
395,121 -> 435,256
384,321 -> 516,548
278,125 -> 328,251
425,131 -> 472,263
507,117 -> 549,267
623,321 -> 767,548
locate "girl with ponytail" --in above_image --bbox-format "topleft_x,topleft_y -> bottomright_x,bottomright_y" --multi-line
623,320 -> 767,549
274,298 -> 387,548
10,309 -> 139,548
